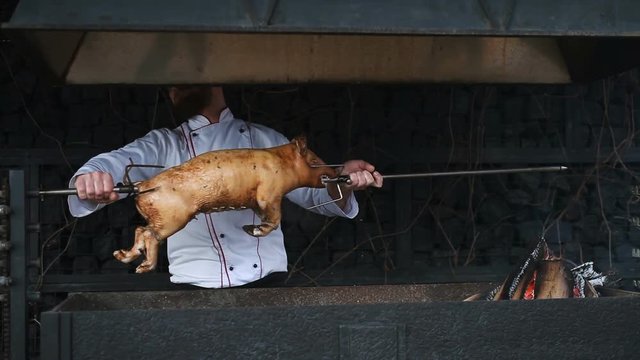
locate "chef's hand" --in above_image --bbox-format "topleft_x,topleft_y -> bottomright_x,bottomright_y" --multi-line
340,160 -> 383,190
327,160 -> 383,211
74,172 -> 119,203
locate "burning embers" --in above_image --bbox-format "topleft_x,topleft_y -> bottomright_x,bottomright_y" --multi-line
467,240 -> 607,301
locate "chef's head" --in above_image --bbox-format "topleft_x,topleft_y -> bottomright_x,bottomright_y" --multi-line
167,86 -> 224,122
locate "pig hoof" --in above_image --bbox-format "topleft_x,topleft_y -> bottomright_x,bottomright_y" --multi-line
113,249 -> 129,262
113,249 -> 139,263
242,225 -> 263,237
136,262 -> 155,273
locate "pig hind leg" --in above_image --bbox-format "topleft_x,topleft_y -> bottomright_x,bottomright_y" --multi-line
113,226 -> 163,273
242,198 -> 282,237
113,226 -> 148,264
114,211 -> 193,273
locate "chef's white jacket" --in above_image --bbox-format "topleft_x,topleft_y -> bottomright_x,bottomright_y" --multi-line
68,108 -> 358,288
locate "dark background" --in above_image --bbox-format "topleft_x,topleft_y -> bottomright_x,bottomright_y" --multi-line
1,37 -> 640,290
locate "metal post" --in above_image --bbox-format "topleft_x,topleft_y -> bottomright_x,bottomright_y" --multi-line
9,170 -> 26,360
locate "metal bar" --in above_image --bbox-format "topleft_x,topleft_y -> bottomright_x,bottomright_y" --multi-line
29,186 -> 138,197
40,273 -> 173,293
6,0 -> 640,36
40,313 -> 60,360
306,180 -> 343,210
382,166 -> 568,180
9,170 -> 26,360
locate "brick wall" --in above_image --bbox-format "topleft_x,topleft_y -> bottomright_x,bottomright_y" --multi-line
2,43 -> 640,288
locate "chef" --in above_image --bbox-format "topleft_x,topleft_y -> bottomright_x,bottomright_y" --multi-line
68,86 -> 383,288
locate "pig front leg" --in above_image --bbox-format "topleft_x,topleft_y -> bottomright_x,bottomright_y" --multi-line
113,226 -> 147,263
242,197 -> 282,237
113,226 -> 161,273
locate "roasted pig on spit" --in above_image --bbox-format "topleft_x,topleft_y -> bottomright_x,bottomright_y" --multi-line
113,136 -> 338,273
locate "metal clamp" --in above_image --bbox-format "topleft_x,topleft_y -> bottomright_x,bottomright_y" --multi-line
0,205 -> 9,216
306,175 -> 352,210
0,241 -> 10,252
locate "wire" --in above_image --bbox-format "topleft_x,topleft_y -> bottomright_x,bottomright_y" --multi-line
35,219 -> 78,290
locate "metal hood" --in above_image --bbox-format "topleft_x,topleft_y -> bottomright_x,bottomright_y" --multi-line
3,0 -> 640,85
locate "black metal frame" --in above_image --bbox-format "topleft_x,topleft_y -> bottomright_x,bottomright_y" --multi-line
8,170 -> 26,360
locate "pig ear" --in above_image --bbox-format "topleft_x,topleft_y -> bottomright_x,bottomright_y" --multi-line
293,136 -> 308,155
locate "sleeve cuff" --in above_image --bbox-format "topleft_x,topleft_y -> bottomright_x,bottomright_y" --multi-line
67,170 -> 107,217
315,188 -> 359,219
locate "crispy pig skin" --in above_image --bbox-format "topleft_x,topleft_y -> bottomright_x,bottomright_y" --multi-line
113,136 -> 337,273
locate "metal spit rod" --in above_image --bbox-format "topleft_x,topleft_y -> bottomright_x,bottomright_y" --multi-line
28,186 -> 138,197
30,166 -> 567,196
314,165 -> 568,182
382,165 -> 568,179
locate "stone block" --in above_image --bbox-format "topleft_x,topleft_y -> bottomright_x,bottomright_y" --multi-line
72,253 -> 99,274
6,131 -> 33,147
33,129 -> 65,148
511,172 -> 541,193
515,220 -> 544,243
151,107 -> 177,129
329,221 -> 356,251
502,96 -> 525,122
606,104 -> 626,127
308,110 -> 336,133
452,88 -> 471,116
307,86 -> 345,108
59,87 -> 81,104
283,233 -> 309,252
133,87 -> 160,104
580,101 -> 603,125
124,123 -> 150,143
355,250 -> 374,265
108,198 -> 140,228
493,223 -> 515,246
92,231 -> 119,262
82,87 -> 108,101
40,198 -> 64,224
544,221 -> 572,248
411,225 -> 432,252
353,86 -> 387,110
298,211 -> 328,234
312,130 -> 341,162
435,218 -> 465,247
92,123 -> 124,148
124,104 -> 148,125
65,126 -> 92,146
526,96 -> 547,119
505,189 -> 532,206
66,233 -> 93,257
67,104 -> 102,128
330,250 -> 357,268
108,87 -> 132,103
477,196 -> 511,224
390,87 -> 422,113
301,247 -> 330,270
75,210 -> 108,233
411,181 -> 430,200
